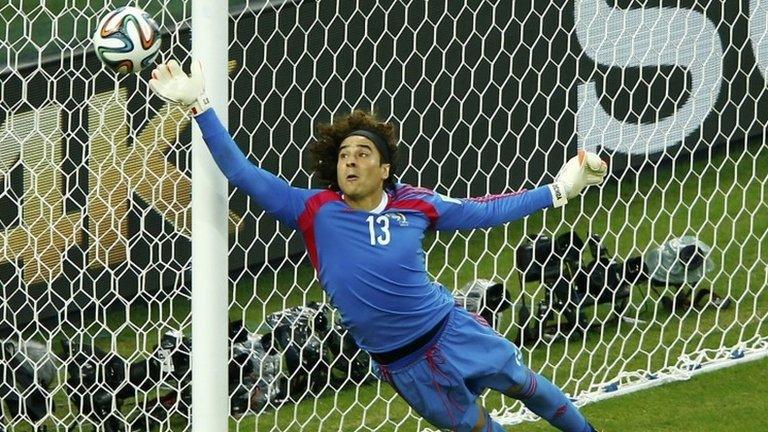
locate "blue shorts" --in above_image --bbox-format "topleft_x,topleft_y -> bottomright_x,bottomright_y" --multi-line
374,305 -> 533,431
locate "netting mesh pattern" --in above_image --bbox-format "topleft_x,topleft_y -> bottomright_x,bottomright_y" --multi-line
0,0 -> 766,431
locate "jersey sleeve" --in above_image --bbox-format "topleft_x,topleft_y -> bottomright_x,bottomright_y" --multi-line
194,109 -> 319,229
424,186 -> 553,231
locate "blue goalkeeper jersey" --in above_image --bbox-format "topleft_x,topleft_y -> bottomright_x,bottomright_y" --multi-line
195,110 -> 554,352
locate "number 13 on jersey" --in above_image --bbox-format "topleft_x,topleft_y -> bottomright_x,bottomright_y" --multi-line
366,215 -> 390,245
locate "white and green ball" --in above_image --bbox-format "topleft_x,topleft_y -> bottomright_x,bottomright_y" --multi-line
93,6 -> 161,74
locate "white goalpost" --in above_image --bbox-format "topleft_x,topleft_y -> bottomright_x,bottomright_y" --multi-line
0,1 -> 766,431
190,0 -> 229,431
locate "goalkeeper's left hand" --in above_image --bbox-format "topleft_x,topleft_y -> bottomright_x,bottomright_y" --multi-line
148,59 -> 211,116
548,150 -> 608,207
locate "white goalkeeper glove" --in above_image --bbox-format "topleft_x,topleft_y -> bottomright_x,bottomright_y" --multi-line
548,149 -> 608,207
148,59 -> 211,116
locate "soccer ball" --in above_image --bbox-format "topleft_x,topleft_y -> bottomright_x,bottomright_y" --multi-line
93,6 -> 161,74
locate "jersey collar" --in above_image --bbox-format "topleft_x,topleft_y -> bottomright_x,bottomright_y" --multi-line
339,190 -> 389,214
369,191 -> 388,214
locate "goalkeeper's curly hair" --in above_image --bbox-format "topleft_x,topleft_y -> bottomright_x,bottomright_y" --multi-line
309,109 -> 399,192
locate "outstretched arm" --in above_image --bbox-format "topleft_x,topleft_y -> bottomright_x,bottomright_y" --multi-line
432,150 -> 608,231
148,60 -> 316,229
431,186 -> 552,230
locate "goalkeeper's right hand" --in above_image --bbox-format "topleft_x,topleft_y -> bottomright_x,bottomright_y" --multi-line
548,149 -> 608,208
148,59 -> 211,116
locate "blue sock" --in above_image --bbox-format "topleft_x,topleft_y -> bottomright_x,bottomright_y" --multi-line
481,409 -> 510,432
513,370 -> 591,432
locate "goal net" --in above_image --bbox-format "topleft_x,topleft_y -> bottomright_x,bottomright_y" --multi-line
0,0 -> 766,431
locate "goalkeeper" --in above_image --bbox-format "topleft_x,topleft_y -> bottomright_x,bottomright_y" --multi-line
149,60 -> 606,432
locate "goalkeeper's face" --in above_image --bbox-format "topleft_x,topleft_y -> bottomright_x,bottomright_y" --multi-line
337,136 -> 390,201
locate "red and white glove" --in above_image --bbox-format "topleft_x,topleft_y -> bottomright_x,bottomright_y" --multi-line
148,59 -> 211,116
548,150 -> 608,207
